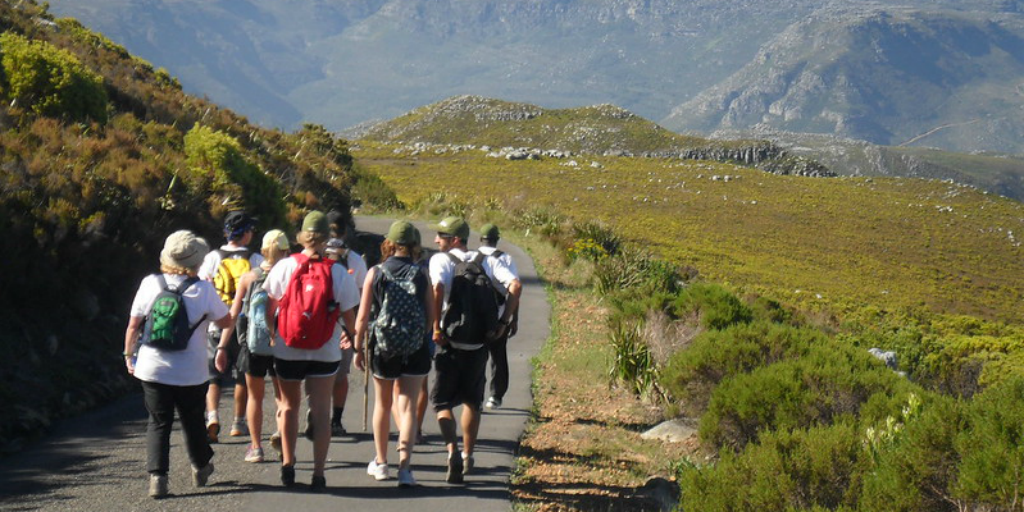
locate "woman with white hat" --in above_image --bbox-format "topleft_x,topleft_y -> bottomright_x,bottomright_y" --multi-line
123,230 -> 232,498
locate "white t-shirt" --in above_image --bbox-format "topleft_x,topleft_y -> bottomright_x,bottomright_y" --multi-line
263,255 -> 360,362
344,250 -> 369,292
429,247 -> 518,350
130,274 -> 229,386
477,246 -> 519,279
197,245 -> 265,281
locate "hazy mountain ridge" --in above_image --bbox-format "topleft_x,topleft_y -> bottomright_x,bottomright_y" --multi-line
49,0 -> 1024,156
665,6 -> 1024,154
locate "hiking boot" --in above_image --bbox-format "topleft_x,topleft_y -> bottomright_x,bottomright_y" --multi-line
446,453 -> 464,484
462,453 -> 474,476
310,475 -> 327,493
192,462 -> 214,487
331,422 -> 346,437
230,419 -> 248,437
303,410 -> 314,441
269,431 -> 282,455
244,446 -> 265,463
281,465 -> 296,487
206,419 -> 220,444
397,468 -> 417,488
367,459 -> 390,481
486,396 -> 502,409
148,474 -> 168,499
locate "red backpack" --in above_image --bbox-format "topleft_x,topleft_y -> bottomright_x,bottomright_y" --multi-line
276,253 -> 340,349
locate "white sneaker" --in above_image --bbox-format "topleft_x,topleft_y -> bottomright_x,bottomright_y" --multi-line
367,459 -> 390,481
397,468 -> 417,488
486,396 -> 502,409
462,453 -> 474,476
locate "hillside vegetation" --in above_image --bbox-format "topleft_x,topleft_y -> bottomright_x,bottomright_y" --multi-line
0,2 -> 368,452
356,140 -> 1024,323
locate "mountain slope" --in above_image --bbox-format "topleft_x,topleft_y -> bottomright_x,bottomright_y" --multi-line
664,7 -> 1024,154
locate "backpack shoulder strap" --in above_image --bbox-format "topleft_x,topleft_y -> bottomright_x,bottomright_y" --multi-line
490,249 -> 504,258
155,273 -> 169,291
445,252 -> 461,265
471,252 -> 487,266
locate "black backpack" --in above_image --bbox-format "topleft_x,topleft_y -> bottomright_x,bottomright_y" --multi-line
440,252 -> 506,344
143,275 -> 208,351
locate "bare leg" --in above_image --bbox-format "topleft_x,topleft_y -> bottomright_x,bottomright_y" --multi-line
415,379 -> 428,438
373,378 -> 395,466
437,409 -> 459,456
277,379 -> 302,467
461,403 -> 481,457
396,376 -> 425,469
245,375 -> 265,449
305,374 -> 335,477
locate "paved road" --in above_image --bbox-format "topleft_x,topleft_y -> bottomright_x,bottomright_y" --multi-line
0,217 -> 549,511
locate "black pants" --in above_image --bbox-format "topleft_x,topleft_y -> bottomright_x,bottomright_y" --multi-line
142,381 -> 214,475
487,334 -> 510,401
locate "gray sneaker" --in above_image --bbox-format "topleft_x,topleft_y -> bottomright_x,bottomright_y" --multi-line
149,474 -> 168,499
462,453 -> 474,476
446,453 -> 464,484
192,462 -> 214,487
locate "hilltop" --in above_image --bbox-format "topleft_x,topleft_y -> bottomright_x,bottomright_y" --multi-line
356,95 -> 829,175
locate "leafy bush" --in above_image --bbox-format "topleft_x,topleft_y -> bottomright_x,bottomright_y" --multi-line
859,395 -> 964,512
955,377 -> 1024,508
566,237 -> 609,262
350,164 -> 403,211
699,345 -> 912,450
671,283 -> 752,330
679,423 -> 864,511
594,246 -> 680,296
661,322 -> 829,414
182,123 -> 286,226
0,31 -> 108,123
571,220 -> 621,256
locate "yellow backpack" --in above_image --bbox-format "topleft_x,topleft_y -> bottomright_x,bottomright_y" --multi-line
213,249 -> 252,305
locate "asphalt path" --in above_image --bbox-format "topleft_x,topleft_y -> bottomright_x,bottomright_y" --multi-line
0,216 -> 549,511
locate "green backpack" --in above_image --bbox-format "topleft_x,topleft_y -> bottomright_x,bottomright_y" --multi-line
143,275 -> 207,351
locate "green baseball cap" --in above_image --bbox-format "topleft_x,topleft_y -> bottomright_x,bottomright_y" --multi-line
479,223 -> 500,241
386,220 -> 419,245
301,210 -> 330,236
433,216 -> 470,240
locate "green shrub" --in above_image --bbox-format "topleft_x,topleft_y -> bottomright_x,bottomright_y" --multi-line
661,322 -> 828,414
859,395 -> 964,512
593,246 -> 680,296
679,423 -> 863,511
955,377 -> 1024,508
0,31 -> 107,122
182,123 -> 286,225
566,237 -> 609,263
750,296 -> 795,325
672,282 -> 752,330
699,345 -> 912,450
350,165 -> 403,211
922,333 -> 1024,398
608,318 -> 660,399
571,220 -> 621,255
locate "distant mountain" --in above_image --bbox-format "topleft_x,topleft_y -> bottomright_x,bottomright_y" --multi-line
49,0 -> 1024,156
664,7 -> 1024,154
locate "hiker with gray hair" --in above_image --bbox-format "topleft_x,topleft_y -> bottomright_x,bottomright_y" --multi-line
123,230 -> 232,498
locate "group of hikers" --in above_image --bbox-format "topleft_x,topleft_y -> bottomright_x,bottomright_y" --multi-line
122,210 -> 523,497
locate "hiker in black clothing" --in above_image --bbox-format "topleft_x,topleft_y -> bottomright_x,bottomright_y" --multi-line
428,216 -> 520,484
477,224 -> 521,409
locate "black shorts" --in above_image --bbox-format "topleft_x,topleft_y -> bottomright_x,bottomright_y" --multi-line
241,349 -> 276,379
208,329 -> 243,387
430,345 -> 488,411
370,339 -> 432,380
274,359 -> 340,381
